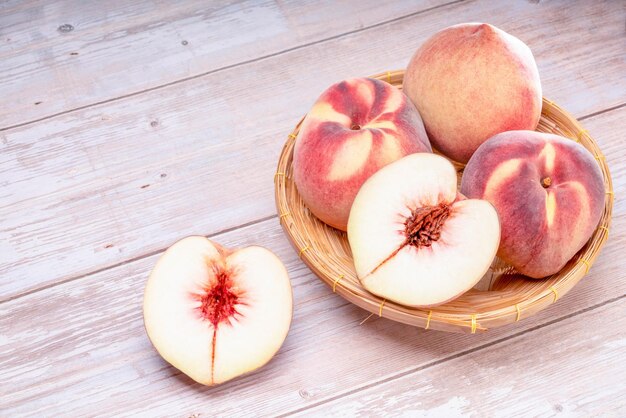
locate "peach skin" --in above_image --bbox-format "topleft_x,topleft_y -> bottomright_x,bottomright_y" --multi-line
461,130 -> 605,278
293,77 -> 431,231
403,23 -> 542,163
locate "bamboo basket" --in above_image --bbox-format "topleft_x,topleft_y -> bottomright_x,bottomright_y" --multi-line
274,70 -> 613,333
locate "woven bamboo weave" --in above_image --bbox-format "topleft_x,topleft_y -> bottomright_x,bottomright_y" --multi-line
275,70 -> 613,333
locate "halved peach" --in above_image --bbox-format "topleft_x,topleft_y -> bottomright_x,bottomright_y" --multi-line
143,237 -> 293,385
348,153 -> 500,307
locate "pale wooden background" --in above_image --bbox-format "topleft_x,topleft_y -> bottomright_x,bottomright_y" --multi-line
1,0 -> 625,416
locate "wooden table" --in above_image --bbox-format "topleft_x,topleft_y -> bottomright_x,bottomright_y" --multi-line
1,1 -> 624,416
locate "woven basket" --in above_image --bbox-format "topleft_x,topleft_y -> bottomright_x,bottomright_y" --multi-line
274,70 -> 613,333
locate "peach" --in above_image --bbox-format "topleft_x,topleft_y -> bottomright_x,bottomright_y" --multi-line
348,153 -> 500,307
293,77 -> 431,231
461,131 -> 605,278
403,23 -> 542,163
143,237 -> 293,385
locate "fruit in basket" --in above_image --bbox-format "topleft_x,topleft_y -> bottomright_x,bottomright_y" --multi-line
461,131 -> 605,278
293,77 -> 432,231
403,22 -> 542,163
348,153 -> 500,307
143,236 -> 293,385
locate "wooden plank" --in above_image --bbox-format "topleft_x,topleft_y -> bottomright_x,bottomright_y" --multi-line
0,225 -> 622,415
0,0 -> 448,128
0,126 -> 624,416
290,301 -> 626,417
1,0 -> 625,298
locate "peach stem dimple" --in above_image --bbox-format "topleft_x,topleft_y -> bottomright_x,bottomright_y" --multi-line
350,124 -> 361,130
541,176 -> 552,188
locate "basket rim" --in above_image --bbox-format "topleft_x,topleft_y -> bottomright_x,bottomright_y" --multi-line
274,69 -> 613,333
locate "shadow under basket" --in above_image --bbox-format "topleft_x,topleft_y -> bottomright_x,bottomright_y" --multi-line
274,70 -> 613,333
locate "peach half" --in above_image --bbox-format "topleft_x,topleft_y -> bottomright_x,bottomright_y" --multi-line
461,130 -> 605,278
143,237 -> 293,385
348,153 -> 500,307
293,77 -> 431,231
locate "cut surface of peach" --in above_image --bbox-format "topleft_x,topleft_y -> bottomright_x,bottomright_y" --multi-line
143,236 -> 293,386
348,153 -> 500,307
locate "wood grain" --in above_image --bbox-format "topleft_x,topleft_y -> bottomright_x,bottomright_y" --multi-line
290,301 -> 626,417
1,100 -> 624,414
1,1 -> 625,415
0,0 -> 448,128
1,0 -> 625,299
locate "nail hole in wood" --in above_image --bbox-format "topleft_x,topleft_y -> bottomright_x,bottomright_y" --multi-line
58,23 -> 74,33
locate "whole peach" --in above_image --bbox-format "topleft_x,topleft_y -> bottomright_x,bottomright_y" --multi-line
293,77 -> 431,231
403,23 -> 542,163
460,130 -> 605,278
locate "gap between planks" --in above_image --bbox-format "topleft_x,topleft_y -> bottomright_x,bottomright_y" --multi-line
278,293 -> 626,417
0,0 -> 462,133
2,0 -> 624,299
1,100 -> 623,306
578,102 -> 626,122
0,209 -> 622,414
0,214 -> 277,305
